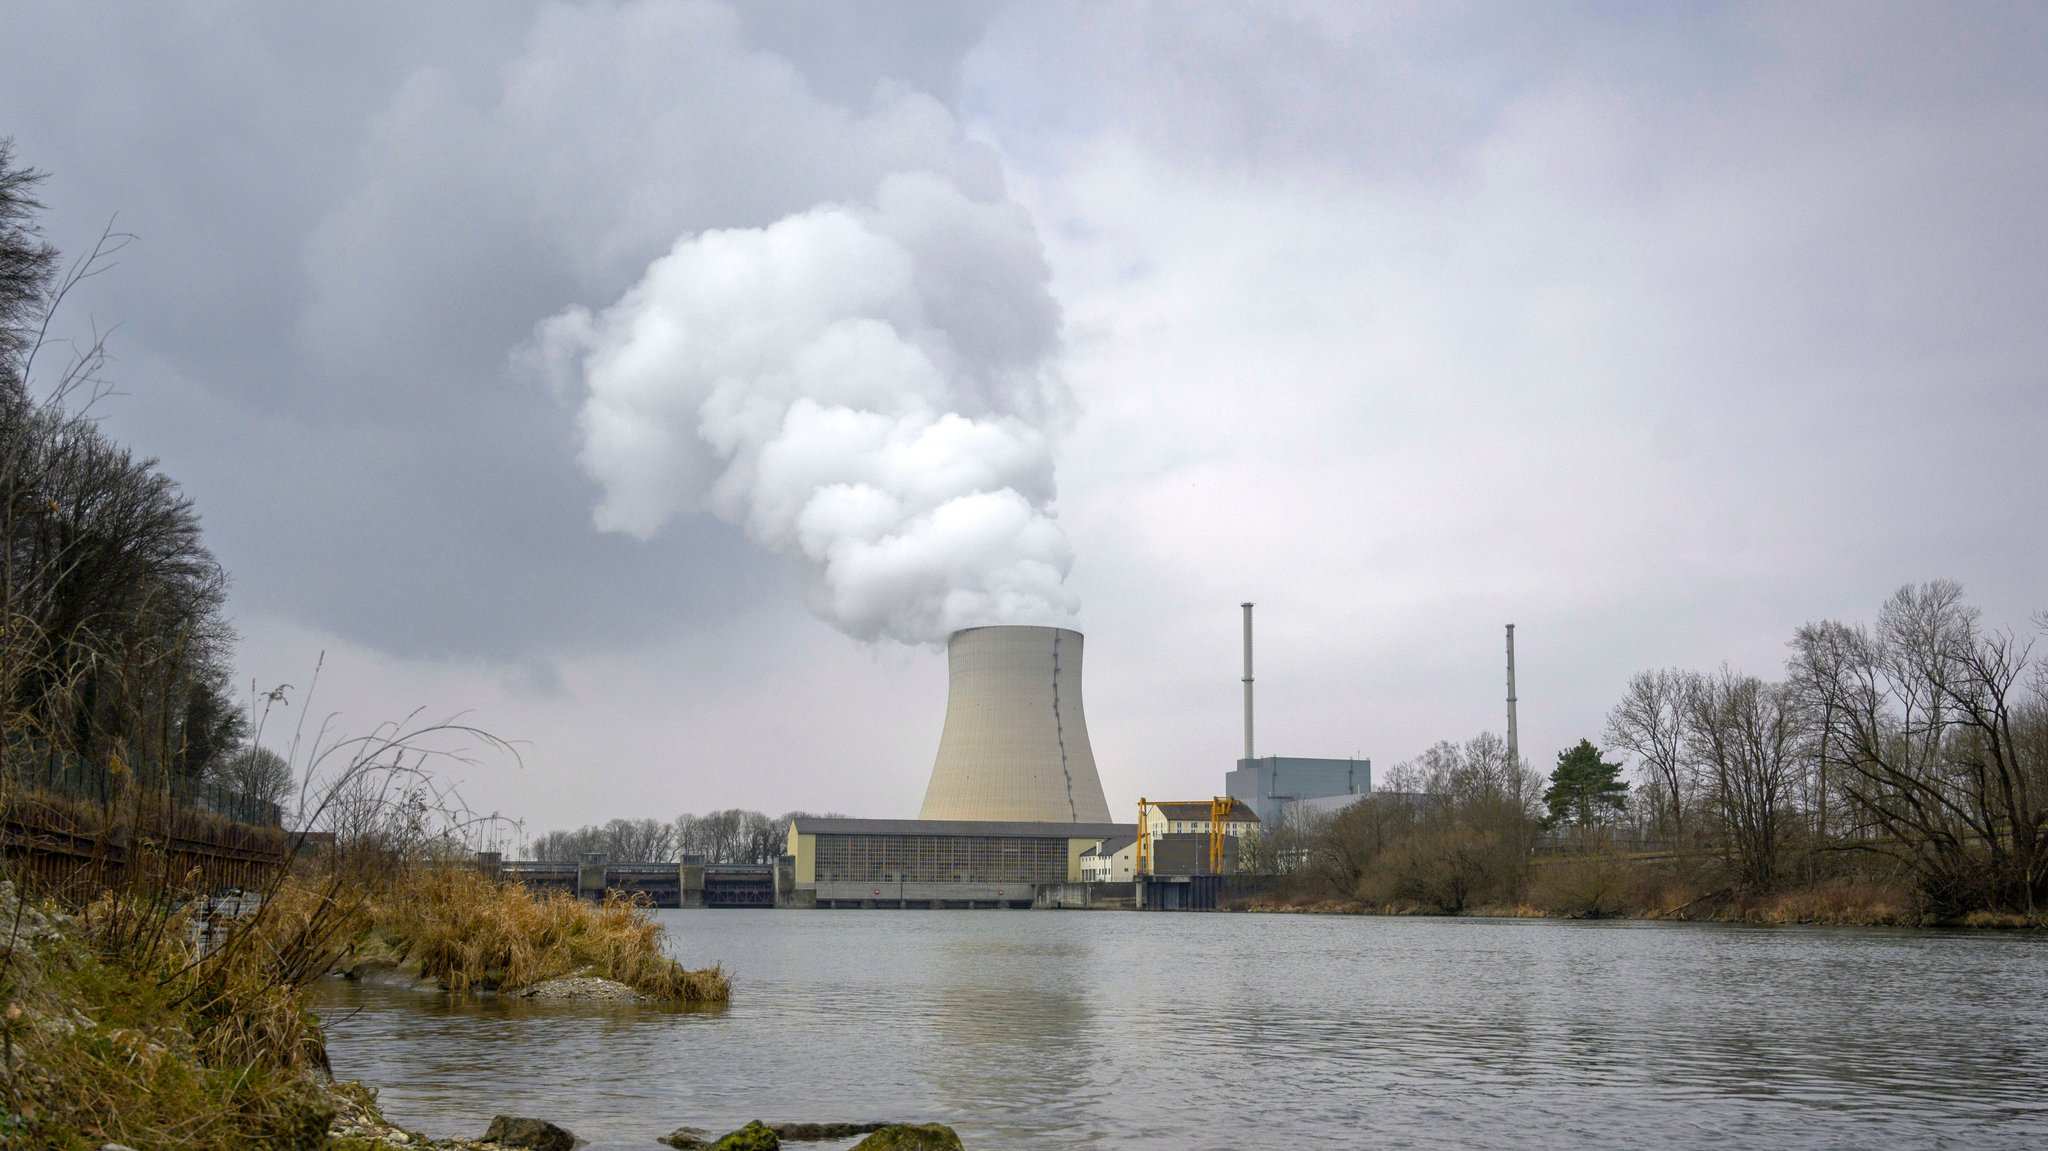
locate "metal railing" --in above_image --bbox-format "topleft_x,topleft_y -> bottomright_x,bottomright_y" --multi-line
1,739 -> 284,828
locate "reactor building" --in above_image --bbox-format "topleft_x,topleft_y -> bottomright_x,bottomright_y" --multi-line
1220,604 -> 1372,830
782,625 -> 1128,908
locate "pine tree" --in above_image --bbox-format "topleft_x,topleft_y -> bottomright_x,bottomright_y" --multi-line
1544,739 -> 1628,827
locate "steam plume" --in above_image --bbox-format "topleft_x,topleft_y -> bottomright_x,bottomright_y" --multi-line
534,172 -> 1077,645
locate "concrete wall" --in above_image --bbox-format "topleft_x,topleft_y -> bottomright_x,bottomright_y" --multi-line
787,825 -> 816,884
1147,832 -> 1241,877
1034,882 -> 1135,909
814,880 -> 1036,907
919,626 -> 1113,823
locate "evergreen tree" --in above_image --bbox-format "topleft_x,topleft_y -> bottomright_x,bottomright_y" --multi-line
1544,739 -> 1628,827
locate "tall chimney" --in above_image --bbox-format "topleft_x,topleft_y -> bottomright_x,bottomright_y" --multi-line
1242,602 -> 1255,763
1505,623 -> 1519,768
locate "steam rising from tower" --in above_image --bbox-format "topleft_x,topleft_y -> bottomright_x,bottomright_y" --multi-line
534,173 -> 1077,646
919,625 -> 1111,823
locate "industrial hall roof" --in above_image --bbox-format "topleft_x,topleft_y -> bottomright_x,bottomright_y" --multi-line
1080,834 -> 1137,857
1149,798 -> 1260,823
789,817 -> 1134,839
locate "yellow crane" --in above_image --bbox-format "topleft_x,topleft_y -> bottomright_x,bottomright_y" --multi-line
1135,798 -> 1150,877
1209,796 -> 1232,875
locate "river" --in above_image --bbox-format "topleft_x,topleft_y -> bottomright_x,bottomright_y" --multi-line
313,910 -> 2048,1149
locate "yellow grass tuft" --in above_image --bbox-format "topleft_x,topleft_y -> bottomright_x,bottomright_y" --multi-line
366,867 -> 729,1005
1738,878 -> 1918,926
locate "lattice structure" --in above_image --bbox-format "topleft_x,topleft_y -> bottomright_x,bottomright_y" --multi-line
813,832 -> 1070,884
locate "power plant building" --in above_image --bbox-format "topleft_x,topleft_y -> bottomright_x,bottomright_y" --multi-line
1226,756 -> 1372,830
774,625 -> 1129,909
784,817 -> 1130,908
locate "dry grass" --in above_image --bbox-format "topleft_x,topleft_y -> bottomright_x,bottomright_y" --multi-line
365,867 -> 729,1005
1248,867 -> 1983,930
0,887 -> 336,1150
1954,909 -> 2048,929
1730,878 -> 1920,927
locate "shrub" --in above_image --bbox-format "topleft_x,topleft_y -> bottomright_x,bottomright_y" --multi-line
0,885 -> 336,1150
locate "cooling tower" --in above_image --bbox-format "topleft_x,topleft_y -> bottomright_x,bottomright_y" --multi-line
918,625 -> 1113,823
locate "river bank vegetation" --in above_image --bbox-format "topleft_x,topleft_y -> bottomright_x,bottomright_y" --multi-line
1,141 -> 725,1147
354,867 -> 728,1002
1254,584 -> 2048,926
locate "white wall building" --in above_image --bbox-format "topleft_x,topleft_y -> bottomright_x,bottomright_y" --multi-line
1079,834 -> 1138,882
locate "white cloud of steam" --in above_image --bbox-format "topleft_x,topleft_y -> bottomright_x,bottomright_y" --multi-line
535,172 -> 1077,645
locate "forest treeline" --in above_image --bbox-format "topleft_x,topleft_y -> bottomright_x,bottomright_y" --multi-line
1273,583 -> 2048,922
527,809 -> 845,865
0,140 -> 265,810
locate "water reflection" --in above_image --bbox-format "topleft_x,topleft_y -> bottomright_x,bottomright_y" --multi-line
314,912 -> 2048,1149
922,925 -> 1102,1145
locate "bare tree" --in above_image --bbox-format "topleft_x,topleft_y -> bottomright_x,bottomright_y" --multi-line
1788,582 -> 2048,914
1321,732 -> 1540,911
0,139 -> 57,378
2,139 -> 241,799
209,745 -> 294,809
1683,668 -> 1800,892
1605,669 -> 1695,848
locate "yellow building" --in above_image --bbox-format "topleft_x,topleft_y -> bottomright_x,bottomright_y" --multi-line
1141,798 -> 1258,843
1137,797 -> 1260,876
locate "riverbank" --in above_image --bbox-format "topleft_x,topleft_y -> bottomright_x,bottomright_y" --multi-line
1237,875 -> 2047,928
0,869 -> 727,1147
327,1086 -> 965,1151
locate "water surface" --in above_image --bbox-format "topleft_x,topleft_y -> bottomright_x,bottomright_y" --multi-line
315,911 -> 2048,1149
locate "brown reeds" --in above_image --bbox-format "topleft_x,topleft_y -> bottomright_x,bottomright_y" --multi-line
363,866 -> 729,1004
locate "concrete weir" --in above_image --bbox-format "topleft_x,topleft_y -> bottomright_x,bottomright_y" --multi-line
493,853 -> 778,909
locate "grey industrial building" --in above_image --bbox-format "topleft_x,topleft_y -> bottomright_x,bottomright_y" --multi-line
783,817 -> 1131,908
1225,755 -> 1372,830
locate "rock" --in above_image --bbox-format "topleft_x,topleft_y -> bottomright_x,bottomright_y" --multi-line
481,1115 -> 578,1151
344,961 -> 447,993
707,1120 -> 780,1150
99,1144 -> 141,1151
771,1122 -> 891,1140
661,1128 -> 714,1149
850,1125 -> 963,1151
520,976 -> 648,1003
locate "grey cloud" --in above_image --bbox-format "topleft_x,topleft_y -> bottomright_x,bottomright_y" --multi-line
1,0 -> 2043,820
0,0 -> 1013,662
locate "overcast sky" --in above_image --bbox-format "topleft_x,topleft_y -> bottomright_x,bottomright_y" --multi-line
4,1 -> 2044,843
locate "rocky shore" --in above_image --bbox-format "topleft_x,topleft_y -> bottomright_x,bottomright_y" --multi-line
325,1087 -> 964,1151
338,964 -> 662,1004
